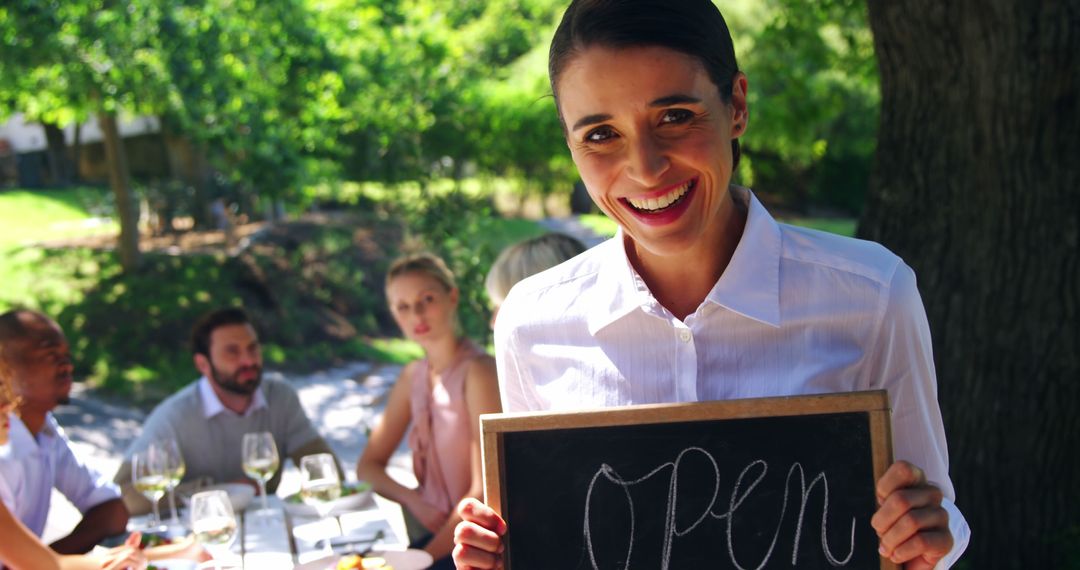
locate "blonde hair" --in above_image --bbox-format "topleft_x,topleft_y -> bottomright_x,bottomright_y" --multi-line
385,252 -> 457,293
485,233 -> 586,305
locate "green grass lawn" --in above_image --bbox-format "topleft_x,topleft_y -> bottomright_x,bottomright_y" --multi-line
0,187 -> 118,247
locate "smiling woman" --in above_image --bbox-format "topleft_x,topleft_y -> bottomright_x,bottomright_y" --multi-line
451,1 -> 970,569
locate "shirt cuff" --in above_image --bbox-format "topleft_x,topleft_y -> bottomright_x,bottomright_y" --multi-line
933,496 -> 970,569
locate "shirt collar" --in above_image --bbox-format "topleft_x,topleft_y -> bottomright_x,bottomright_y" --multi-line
585,234 -> 652,335
198,376 -> 268,419
3,412 -> 56,460
585,186 -> 782,334
705,186 -> 782,327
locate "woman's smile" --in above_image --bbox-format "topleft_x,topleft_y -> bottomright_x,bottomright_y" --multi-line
621,177 -> 698,226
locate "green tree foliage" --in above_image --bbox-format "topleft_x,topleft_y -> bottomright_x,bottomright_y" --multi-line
735,0 -> 879,214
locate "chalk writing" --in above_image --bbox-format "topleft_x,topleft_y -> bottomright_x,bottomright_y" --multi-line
583,447 -> 857,569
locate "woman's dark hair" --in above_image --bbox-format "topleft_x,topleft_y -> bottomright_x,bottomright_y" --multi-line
549,0 -> 742,167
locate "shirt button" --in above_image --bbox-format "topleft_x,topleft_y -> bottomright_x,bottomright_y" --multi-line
679,330 -> 692,342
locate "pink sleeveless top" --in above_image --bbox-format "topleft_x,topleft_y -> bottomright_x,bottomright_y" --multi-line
407,340 -> 486,521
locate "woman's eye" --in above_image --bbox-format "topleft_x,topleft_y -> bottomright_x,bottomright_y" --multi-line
585,126 -> 616,143
661,109 -> 693,124
396,304 -> 409,313
424,294 -> 436,303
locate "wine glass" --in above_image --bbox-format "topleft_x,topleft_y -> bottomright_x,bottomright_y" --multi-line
190,489 -> 238,570
299,453 -> 341,519
132,443 -> 169,530
159,437 -> 186,528
241,431 -> 279,514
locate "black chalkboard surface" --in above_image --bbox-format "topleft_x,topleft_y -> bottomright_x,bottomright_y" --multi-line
481,391 -> 895,570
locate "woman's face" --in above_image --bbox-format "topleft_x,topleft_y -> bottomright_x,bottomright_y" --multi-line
556,45 -> 747,260
387,271 -> 459,346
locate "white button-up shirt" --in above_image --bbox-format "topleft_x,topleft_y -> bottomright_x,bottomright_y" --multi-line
198,376 -> 268,419
0,412 -> 120,537
494,186 -> 969,567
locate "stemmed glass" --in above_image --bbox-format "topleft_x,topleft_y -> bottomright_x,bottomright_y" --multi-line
159,437 -> 186,529
132,443 -> 169,531
241,431 -> 279,514
190,490 -> 238,570
299,453 -> 341,519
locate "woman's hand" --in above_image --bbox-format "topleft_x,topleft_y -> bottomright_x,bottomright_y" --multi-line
872,460 -> 954,569
99,532 -> 148,570
452,498 -> 506,570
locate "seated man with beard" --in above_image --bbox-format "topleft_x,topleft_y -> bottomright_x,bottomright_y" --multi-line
115,307 -> 339,514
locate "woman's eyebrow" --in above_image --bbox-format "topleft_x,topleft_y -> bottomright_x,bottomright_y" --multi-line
650,94 -> 702,107
571,113 -> 612,133
570,94 -> 703,132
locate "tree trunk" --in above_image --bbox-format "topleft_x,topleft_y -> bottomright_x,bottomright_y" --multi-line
861,1 -> 1079,567
71,123 -> 82,184
98,111 -> 141,271
42,121 -> 71,186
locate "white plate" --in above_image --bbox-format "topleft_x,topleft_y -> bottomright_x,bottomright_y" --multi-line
294,549 -> 434,570
147,559 -> 197,570
283,486 -> 374,517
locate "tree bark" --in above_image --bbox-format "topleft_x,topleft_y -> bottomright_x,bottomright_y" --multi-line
861,1 -> 1080,567
98,111 -> 141,271
42,121 -> 71,186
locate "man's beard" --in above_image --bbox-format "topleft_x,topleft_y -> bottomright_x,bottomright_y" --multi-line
209,362 -> 263,395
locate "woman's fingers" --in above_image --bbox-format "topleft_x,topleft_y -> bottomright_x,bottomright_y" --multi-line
872,460 -> 952,566
457,498 -> 507,536
454,498 -> 506,569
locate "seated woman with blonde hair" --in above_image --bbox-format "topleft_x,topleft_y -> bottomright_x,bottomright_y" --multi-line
356,252 -> 501,569
485,232 -> 586,325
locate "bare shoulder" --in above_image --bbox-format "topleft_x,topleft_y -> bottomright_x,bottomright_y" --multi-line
465,353 -> 497,381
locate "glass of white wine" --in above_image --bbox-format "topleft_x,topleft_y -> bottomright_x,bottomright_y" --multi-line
190,489 -> 238,570
299,453 -> 341,519
241,431 -> 279,514
159,437 -> 186,528
132,443 -> 169,531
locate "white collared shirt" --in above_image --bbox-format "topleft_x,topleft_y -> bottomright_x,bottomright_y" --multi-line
494,186 -> 969,567
0,412 -> 120,536
198,376 -> 268,418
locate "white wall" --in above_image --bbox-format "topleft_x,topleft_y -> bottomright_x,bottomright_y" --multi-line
0,113 -> 161,153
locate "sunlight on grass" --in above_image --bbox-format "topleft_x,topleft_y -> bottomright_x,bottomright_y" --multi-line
348,337 -> 425,365
0,187 -> 118,247
779,217 -> 857,237
578,213 -> 619,238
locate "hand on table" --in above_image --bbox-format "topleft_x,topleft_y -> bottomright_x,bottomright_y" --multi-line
99,532 -> 148,569
872,460 -> 954,569
452,498 -> 505,570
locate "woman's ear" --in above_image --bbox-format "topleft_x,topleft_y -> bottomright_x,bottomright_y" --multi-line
730,72 -> 749,139
450,287 -> 460,306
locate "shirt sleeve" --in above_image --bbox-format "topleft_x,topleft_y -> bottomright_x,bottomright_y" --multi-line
494,299 -> 542,413
867,262 -> 970,567
50,424 -> 121,514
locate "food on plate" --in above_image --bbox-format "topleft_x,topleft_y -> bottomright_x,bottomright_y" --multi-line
287,481 -> 370,504
139,533 -> 174,549
335,554 -> 392,569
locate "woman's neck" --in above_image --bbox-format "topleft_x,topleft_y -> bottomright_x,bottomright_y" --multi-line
425,335 -> 464,375
629,192 -> 747,321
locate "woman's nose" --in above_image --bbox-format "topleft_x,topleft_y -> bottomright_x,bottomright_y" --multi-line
625,134 -> 670,187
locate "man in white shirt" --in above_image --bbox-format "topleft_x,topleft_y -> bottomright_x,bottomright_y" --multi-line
0,309 -> 129,553
114,307 -> 339,514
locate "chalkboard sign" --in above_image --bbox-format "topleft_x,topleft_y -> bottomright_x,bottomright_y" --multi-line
481,391 -> 895,570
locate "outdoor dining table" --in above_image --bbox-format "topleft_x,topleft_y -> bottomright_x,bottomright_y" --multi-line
235,493 -> 410,569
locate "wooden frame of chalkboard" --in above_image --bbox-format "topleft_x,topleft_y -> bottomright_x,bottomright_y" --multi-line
481,390 -> 896,570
